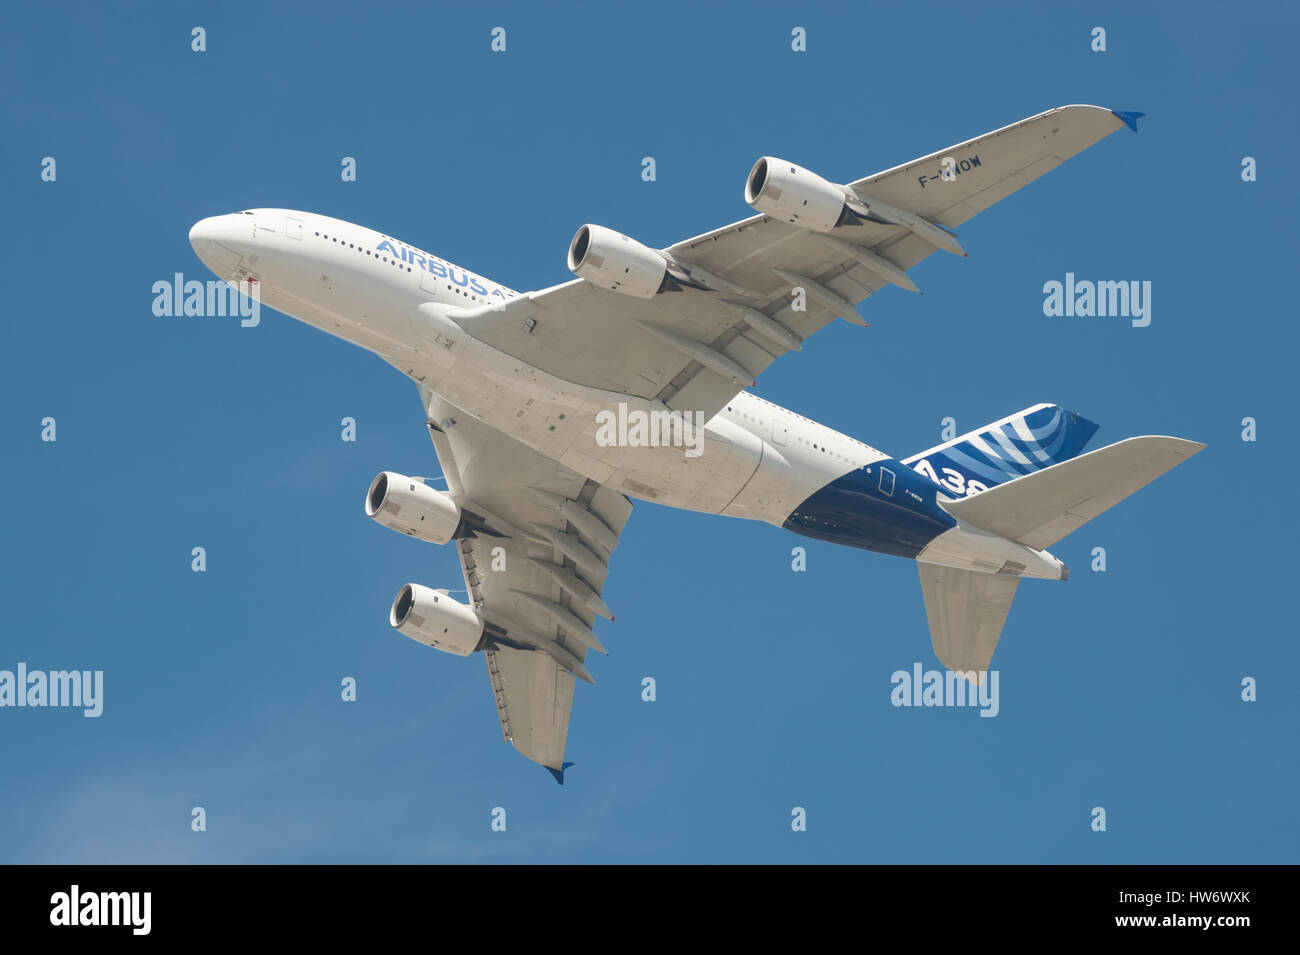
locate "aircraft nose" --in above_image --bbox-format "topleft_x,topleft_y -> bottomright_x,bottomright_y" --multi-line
189,216 -> 222,252
189,215 -> 247,278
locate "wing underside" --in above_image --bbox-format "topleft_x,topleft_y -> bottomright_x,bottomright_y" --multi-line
420,387 -> 631,779
459,105 -> 1133,423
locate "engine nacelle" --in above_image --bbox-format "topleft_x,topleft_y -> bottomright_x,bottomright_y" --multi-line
567,224 -> 672,299
365,471 -> 461,544
389,584 -> 483,656
744,157 -> 859,233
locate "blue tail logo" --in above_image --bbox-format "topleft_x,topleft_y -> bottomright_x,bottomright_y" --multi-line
903,404 -> 1098,498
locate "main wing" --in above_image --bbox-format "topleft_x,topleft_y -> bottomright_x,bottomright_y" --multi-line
420,387 -> 632,782
456,105 -> 1136,421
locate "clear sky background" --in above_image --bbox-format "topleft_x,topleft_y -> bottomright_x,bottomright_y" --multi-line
1,0 -> 1296,863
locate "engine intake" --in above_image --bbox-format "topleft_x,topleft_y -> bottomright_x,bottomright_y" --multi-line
744,157 -> 863,233
365,471 -> 461,544
567,224 -> 675,299
389,584 -> 483,656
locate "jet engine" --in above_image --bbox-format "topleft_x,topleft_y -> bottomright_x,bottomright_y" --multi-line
567,224 -> 676,299
389,584 -> 483,656
365,471 -> 461,544
744,157 -> 864,232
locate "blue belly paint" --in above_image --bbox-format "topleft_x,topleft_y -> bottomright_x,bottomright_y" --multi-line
784,458 -> 955,557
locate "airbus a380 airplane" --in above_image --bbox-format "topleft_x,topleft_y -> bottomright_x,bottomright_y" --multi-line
190,105 -> 1201,782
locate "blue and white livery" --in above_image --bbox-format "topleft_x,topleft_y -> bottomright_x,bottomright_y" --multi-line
904,404 -> 1100,496
190,105 -> 1201,781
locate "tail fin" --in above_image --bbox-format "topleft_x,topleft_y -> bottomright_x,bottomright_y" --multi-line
918,564 -> 1019,677
903,403 -> 1099,495
919,433 -> 1204,678
941,435 -> 1205,550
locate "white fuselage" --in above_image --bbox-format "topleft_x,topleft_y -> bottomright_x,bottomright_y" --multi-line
188,208 -> 1066,580
191,210 -> 880,520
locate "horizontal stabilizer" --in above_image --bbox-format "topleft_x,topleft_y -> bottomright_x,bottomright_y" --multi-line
918,564 -> 1019,676
941,436 -> 1205,550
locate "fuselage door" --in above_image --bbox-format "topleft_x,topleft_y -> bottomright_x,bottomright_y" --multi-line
285,216 -> 303,240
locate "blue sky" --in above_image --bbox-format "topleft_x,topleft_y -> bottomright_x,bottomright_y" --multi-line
1,0 -> 1296,863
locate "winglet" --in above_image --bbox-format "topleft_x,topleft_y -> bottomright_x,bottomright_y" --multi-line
1111,110 -> 1145,132
546,761 -> 575,785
